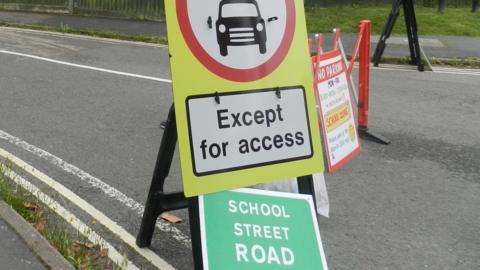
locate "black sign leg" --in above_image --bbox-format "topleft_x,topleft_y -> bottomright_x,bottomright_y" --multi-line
373,0 -> 424,71
405,0 -> 424,71
403,0 -> 416,65
188,197 -> 204,270
137,105 -> 182,248
297,175 -> 317,211
359,127 -> 391,145
136,104 -> 202,270
373,0 -> 402,66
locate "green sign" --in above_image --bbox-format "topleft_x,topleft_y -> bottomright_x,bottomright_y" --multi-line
199,188 -> 328,270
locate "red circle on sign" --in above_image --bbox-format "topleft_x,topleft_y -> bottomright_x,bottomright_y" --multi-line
177,0 -> 296,82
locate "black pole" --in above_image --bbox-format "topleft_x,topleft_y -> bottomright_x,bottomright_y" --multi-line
438,0 -> 446,12
473,0 -> 479,12
297,175 -> 317,210
188,197 -> 204,270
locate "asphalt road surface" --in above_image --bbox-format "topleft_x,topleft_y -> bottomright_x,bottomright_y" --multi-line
0,27 -> 479,269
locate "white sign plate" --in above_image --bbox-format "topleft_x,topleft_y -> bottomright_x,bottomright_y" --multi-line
186,87 -> 313,175
316,50 -> 360,172
184,0 -> 290,70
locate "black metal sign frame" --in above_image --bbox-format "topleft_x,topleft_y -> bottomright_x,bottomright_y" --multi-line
136,104 -> 317,270
373,0 -> 425,71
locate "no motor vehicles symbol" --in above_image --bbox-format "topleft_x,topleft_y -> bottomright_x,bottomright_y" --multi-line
177,0 -> 296,82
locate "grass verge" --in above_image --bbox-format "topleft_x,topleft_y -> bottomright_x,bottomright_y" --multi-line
305,6 -> 480,37
379,56 -> 480,68
0,21 -> 167,44
0,162 -> 120,270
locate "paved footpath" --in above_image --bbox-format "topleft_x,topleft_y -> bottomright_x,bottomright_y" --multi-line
1,10 -> 479,59
0,199 -> 74,270
0,218 -> 47,270
0,10 -> 166,36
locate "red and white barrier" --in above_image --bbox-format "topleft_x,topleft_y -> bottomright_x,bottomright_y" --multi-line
310,20 -> 389,172
357,20 -> 371,130
309,20 -> 390,148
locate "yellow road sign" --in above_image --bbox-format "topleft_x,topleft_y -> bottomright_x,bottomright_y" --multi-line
165,0 -> 325,197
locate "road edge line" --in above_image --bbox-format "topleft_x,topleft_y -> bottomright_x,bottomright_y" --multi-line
0,49 -> 172,83
1,166 -> 141,270
0,129 -> 191,247
0,147 -> 176,270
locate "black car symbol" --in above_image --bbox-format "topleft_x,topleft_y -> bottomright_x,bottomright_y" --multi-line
211,0 -> 277,56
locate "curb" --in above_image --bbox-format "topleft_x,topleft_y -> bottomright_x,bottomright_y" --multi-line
0,200 -> 75,270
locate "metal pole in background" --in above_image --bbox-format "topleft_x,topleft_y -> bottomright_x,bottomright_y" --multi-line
438,0 -> 446,12
473,0 -> 479,12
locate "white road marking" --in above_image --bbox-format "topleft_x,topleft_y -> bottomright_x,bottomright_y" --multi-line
3,35 -> 477,79
0,129 -> 191,247
2,27 -> 479,77
0,49 -> 172,83
0,26 -> 168,48
1,166 -> 140,270
0,147 -> 176,270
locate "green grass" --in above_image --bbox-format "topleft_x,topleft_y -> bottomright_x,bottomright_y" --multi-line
428,56 -> 480,67
0,165 -> 41,224
2,7 -> 478,41
379,56 -> 480,68
376,56 -> 480,69
305,6 -> 480,37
